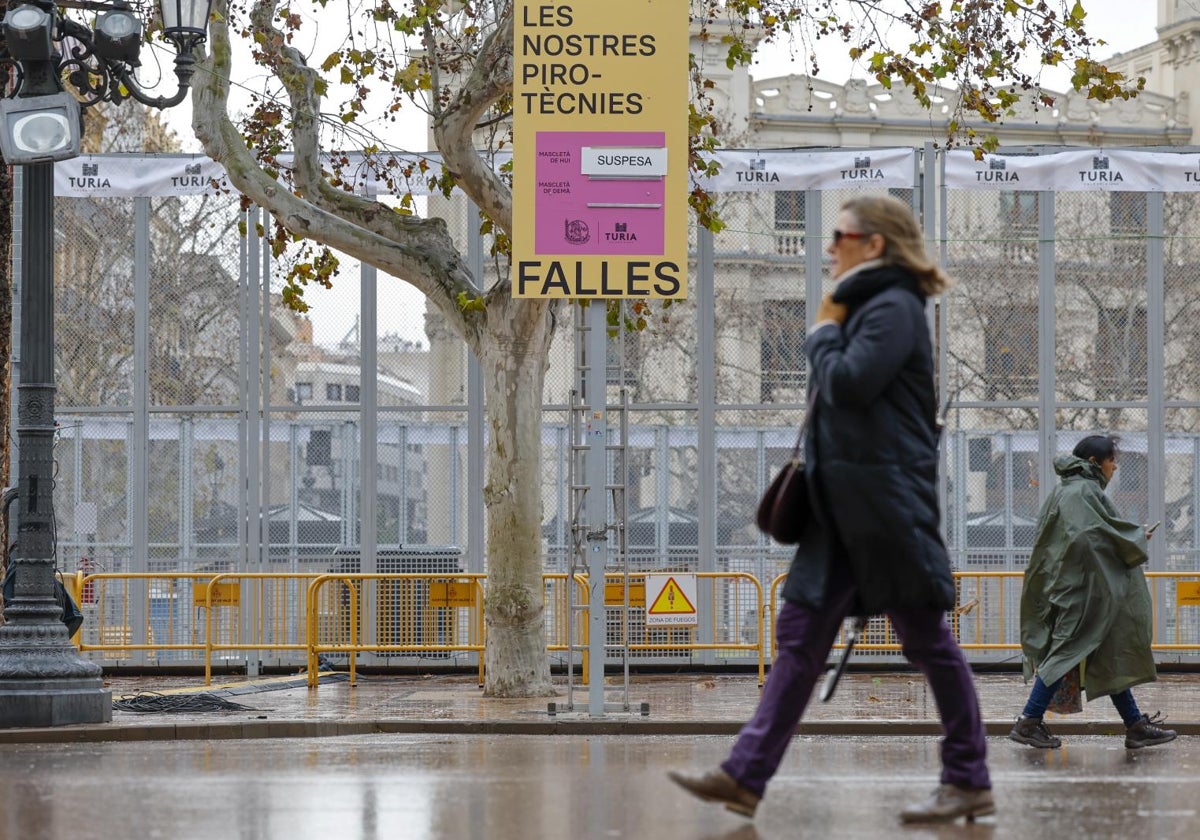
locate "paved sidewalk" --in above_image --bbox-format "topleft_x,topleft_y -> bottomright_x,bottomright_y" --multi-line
2,669 -> 1198,742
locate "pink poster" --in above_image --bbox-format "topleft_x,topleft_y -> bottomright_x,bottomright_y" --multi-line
535,130 -> 666,256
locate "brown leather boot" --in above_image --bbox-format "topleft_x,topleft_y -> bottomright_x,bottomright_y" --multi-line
667,768 -> 760,818
1125,713 -> 1177,749
1009,715 -> 1062,748
900,784 -> 995,823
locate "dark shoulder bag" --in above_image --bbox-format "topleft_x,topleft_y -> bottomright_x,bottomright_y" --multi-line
755,390 -> 817,545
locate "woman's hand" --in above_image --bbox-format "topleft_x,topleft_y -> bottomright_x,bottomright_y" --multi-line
816,293 -> 848,325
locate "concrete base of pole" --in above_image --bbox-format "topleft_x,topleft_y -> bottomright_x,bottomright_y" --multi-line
0,678 -> 112,727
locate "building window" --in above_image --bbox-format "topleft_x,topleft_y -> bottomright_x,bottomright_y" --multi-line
984,305 -> 1038,399
1000,191 -> 1038,230
761,299 -> 807,402
774,191 -> 805,231
295,382 -> 313,402
1110,194 -> 1147,263
1095,306 -> 1148,397
326,383 -> 342,401
345,384 -> 361,402
1110,193 -> 1147,233
999,192 -> 1038,261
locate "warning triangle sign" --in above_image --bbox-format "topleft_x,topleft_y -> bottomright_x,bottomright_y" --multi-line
647,576 -> 697,615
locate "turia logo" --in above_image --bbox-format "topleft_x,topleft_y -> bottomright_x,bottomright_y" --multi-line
976,156 -> 1018,182
736,157 -> 778,183
606,222 -> 636,242
69,162 -> 110,189
1079,155 -> 1122,183
841,154 -> 884,181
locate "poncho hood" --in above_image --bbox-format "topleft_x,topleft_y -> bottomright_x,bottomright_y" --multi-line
1054,453 -> 1110,488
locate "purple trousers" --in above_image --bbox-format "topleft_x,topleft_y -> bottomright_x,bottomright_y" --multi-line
721,583 -> 990,796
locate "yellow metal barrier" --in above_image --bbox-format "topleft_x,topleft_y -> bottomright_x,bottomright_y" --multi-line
76,573 -> 214,659
57,570 -> 85,647
1146,571 -> 1200,651
554,572 -> 765,685
304,573 -> 486,688
65,568 -> 1200,682
543,573 -> 591,682
768,570 -> 1200,657
199,573 -> 324,685
75,572 -> 328,681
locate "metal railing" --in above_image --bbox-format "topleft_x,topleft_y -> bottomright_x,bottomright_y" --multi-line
543,572 -> 766,686
55,569 -> 1200,682
769,571 -> 1200,659
304,573 -> 486,687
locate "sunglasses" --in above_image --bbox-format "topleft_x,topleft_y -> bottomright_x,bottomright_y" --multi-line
832,229 -> 869,245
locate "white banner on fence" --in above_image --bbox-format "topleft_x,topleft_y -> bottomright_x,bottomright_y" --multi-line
700,147 -> 916,191
944,151 -> 1061,191
54,155 -> 232,197
53,152 -> 496,198
55,148 -> 1200,197
945,148 -> 1200,192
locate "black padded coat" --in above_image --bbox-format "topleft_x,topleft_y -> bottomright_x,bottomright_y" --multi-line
780,263 -> 956,615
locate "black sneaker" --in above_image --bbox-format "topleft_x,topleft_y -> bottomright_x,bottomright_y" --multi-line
1009,715 -> 1062,748
1125,713 -> 1177,749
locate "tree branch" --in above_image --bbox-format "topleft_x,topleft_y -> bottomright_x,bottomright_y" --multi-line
191,0 -> 485,350
431,3 -> 514,236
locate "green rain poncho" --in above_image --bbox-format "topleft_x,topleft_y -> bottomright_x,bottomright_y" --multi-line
1019,455 -> 1156,700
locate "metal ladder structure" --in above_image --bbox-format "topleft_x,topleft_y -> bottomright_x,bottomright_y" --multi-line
552,302 -> 648,717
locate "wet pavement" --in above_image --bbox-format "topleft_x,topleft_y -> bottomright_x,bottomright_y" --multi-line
1,671 -> 1198,838
1,733 -> 1198,839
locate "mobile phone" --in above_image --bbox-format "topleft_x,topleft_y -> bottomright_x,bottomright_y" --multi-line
1146,521 -> 1162,535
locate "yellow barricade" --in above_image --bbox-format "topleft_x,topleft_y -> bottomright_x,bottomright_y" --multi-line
76,572 -> 214,661
64,568 -> 1200,684
304,573 -> 486,688
767,570 -> 1200,659
199,573 -> 324,685
549,572 -> 765,686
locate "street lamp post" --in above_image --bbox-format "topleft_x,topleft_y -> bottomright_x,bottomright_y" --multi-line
0,0 -> 212,727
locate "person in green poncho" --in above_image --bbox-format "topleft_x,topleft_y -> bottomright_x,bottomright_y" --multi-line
1010,434 -> 1177,750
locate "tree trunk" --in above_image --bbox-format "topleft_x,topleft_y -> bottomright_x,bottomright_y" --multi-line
480,305 -> 555,697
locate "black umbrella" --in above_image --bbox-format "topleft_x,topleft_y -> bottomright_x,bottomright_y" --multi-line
820,616 -> 866,702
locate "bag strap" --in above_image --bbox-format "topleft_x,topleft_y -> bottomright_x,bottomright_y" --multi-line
789,388 -> 819,458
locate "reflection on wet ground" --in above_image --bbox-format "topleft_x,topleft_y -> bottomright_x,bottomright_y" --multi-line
1,734 -> 1196,839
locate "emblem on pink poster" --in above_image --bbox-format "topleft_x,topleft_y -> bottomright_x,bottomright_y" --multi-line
535,131 -> 666,256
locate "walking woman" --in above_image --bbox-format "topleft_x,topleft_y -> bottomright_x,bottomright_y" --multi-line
1010,435 -> 1176,750
668,196 -> 992,824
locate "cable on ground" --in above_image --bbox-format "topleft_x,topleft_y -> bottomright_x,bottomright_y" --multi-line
112,691 -> 263,713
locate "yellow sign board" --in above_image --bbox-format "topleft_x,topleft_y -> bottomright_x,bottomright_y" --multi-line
604,580 -> 646,607
429,581 -> 476,608
1176,581 -> 1200,606
512,1 -> 689,298
193,580 -> 240,608
645,573 -> 698,626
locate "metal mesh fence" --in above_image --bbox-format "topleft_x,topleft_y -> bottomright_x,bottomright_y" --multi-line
19,149 -> 1200,668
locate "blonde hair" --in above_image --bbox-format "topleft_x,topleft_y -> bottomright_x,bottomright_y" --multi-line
840,196 -> 954,296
